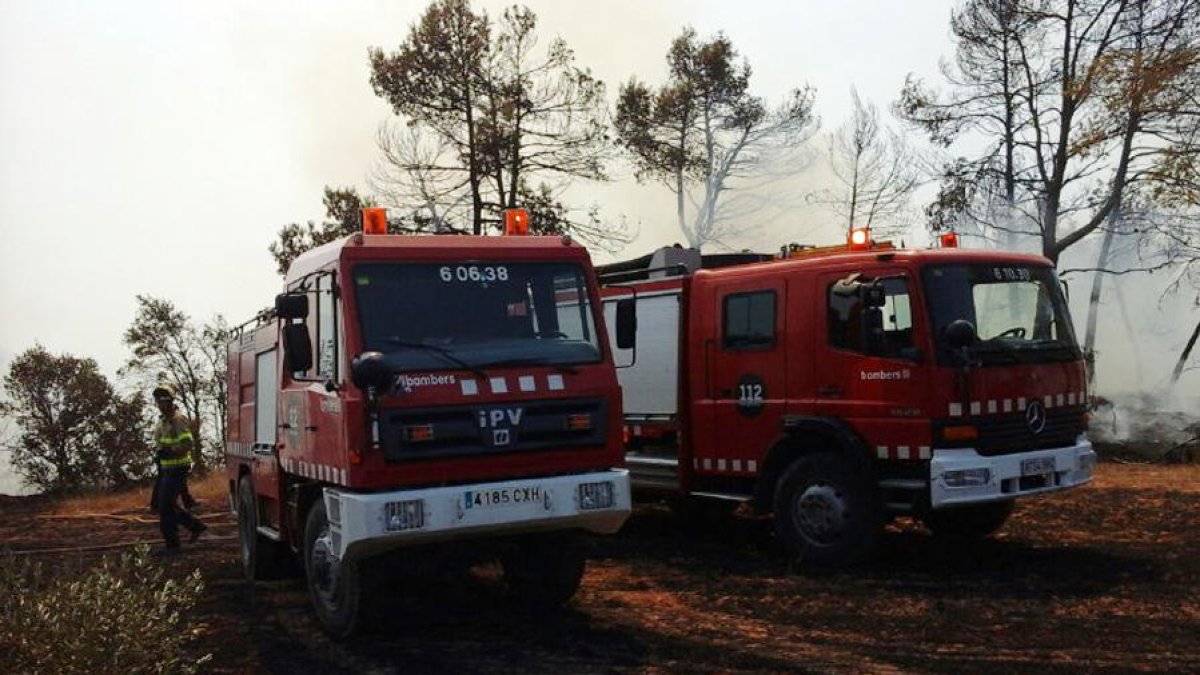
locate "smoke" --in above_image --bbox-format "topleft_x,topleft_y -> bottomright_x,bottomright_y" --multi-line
1060,228 -> 1200,459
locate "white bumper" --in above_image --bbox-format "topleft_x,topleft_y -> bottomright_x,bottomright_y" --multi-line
323,469 -> 631,560
930,436 -> 1096,509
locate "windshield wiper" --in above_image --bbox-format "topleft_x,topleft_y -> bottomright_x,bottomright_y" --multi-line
383,338 -> 490,380
1027,340 -> 1081,359
481,356 -> 579,374
969,338 -> 1025,363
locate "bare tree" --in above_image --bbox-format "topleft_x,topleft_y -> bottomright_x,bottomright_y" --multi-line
369,1 -> 625,248
369,0 -> 490,233
899,0 -> 1042,241
815,89 -> 921,237
899,0 -> 1200,265
370,122 -> 471,233
615,28 -> 817,249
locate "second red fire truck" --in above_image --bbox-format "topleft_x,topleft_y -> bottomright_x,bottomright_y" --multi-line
600,232 -> 1097,565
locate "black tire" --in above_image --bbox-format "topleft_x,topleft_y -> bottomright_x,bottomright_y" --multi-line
304,499 -> 367,639
237,476 -> 283,581
501,533 -> 586,609
772,452 -> 881,566
923,501 -> 1014,540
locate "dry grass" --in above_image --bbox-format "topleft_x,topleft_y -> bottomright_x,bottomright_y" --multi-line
48,471 -> 228,516
1093,461 -> 1200,493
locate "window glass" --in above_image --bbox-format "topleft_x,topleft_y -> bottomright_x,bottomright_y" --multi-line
254,350 -> 277,446
922,264 -> 1080,365
354,262 -> 602,371
828,277 -> 914,357
723,291 -> 776,349
971,281 -> 1056,341
317,274 -> 337,378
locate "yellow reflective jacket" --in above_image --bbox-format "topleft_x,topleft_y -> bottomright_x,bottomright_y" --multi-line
154,411 -> 194,469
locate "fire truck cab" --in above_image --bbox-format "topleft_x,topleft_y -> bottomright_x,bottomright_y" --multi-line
227,220 -> 631,637
601,239 -> 1097,565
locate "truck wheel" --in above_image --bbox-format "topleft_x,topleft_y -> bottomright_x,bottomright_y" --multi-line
237,476 -> 283,581
501,533 -> 586,609
773,452 -> 881,566
923,501 -> 1014,540
304,499 -> 366,639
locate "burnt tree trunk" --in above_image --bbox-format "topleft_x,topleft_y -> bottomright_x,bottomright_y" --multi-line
1171,318 -> 1200,386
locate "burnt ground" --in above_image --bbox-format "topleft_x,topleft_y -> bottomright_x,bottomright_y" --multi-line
2,463 -> 1199,674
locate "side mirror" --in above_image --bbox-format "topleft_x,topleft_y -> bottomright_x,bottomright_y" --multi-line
282,324 -> 313,372
351,351 -> 392,392
944,319 -> 978,349
276,293 -> 309,320
615,298 -> 637,350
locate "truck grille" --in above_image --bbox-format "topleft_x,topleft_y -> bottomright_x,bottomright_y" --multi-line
378,398 -> 607,462
935,406 -> 1086,456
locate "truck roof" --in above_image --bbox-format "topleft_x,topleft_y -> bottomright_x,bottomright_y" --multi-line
691,246 -> 1054,281
286,233 -> 590,284
729,243 -> 1051,273
597,244 -> 1055,288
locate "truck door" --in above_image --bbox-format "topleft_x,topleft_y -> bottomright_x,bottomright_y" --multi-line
696,277 -> 787,476
814,270 -> 930,460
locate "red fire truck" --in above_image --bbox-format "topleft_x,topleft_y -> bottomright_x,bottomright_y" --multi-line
226,210 -> 632,637
599,232 -> 1097,565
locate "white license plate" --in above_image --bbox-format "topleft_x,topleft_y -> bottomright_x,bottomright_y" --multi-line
463,486 -> 543,510
1021,456 -> 1056,476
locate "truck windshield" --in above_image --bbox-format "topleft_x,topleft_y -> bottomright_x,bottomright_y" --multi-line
922,263 -> 1080,365
352,262 -> 602,372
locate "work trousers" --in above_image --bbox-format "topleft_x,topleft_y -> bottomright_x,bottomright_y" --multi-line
156,467 -> 203,548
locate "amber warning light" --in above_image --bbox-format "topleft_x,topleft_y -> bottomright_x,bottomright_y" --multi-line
362,207 -> 388,235
848,227 -> 870,250
504,208 -> 529,236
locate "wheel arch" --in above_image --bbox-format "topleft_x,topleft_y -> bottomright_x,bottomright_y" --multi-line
231,464 -> 252,513
753,415 -> 874,512
287,480 -> 326,553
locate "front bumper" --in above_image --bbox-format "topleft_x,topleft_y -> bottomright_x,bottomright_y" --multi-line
929,436 -> 1096,509
323,469 -> 631,560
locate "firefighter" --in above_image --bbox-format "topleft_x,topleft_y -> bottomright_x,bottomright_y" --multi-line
152,385 -> 206,552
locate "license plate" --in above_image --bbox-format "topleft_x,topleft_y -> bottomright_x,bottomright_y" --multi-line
463,486 -> 543,510
1021,456 -> 1056,476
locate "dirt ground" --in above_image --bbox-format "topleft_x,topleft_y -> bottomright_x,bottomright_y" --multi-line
3,463 -> 1199,674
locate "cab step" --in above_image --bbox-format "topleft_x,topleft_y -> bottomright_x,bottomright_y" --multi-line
626,453 -> 680,492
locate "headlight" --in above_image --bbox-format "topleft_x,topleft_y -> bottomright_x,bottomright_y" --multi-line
578,481 -> 615,510
943,468 -> 991,488
385,499 -> 426,531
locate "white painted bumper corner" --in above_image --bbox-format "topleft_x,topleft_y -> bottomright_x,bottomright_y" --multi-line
323,469 -> 631,560
930,437 -> 1096,509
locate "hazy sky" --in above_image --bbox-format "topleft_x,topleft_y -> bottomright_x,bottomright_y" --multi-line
0,0 -> 956,380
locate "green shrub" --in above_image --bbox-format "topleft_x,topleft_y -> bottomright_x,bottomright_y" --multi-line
0,545 -> 211,674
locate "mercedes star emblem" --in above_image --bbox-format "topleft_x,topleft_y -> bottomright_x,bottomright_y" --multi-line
1026,399 -> 1047,435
